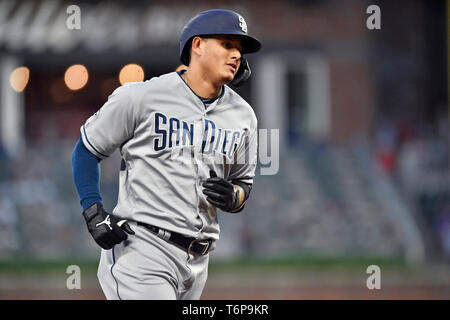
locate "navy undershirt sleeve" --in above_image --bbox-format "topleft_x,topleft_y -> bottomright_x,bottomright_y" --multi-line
71,138 -> 103,211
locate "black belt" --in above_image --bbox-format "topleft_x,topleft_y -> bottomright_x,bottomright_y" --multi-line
137,222 -> 213,256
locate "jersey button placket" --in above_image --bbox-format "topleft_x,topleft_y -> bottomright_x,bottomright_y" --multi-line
192,117 -> 204,228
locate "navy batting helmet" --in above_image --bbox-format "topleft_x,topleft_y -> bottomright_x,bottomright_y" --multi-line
179,9 -> 261,66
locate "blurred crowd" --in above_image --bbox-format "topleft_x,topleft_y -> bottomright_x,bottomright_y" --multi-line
1,114 -> 447,262
242,139 -> 404,258
0,0 -> 446,266
373,116 -> 449,258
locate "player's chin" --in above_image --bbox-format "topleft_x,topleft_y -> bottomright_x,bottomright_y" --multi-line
221,71 -> 235,84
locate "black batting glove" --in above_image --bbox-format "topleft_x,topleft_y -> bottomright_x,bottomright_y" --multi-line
202,170 -> 240,212
82,203 -> 135,250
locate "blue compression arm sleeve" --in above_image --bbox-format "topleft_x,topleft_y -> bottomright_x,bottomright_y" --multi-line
71,138 -> 103,211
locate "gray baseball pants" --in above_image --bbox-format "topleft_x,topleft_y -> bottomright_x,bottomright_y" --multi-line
97,221 -> 210,300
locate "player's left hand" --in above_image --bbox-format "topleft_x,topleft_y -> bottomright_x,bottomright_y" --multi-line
202,170 -> 241,212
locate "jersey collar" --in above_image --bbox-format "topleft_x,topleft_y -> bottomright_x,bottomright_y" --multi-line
177,70 -> 225,113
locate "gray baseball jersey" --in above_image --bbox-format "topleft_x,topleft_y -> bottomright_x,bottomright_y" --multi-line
80,71 -> 257,242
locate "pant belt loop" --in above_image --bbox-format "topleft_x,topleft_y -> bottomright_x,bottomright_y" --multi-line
157,228 -> 171,241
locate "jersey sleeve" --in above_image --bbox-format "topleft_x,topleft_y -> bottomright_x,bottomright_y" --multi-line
80,85 -> 137,159
228,126 -> 258,184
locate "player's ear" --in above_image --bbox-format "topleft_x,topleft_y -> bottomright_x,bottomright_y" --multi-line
191,36 -> 206,59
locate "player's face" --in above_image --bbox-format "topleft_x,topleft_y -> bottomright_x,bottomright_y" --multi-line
200,35 -> 242,84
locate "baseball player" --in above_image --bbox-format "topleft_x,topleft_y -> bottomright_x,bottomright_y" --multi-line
71,9 -> 261,300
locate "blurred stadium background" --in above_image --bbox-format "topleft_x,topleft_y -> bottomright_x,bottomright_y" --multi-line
0,0 -> 449,299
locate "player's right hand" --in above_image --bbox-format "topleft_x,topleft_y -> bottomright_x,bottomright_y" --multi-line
82,203 -> 135,250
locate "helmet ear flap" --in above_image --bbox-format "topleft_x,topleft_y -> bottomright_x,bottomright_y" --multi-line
231,57 -> 251,87
181,38 -> 193,66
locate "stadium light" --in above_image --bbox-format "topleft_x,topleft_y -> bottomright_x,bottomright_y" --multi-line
119,63 -> 145,85
175,64 -> 187,72
9,66 -> 30,92
64,64 -> 89,91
